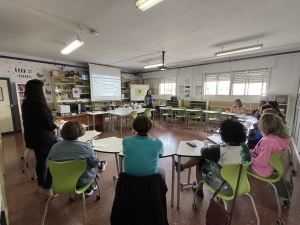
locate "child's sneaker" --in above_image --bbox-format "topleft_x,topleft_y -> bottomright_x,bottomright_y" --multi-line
98,161 -> 107,172
85,186 -> 94,197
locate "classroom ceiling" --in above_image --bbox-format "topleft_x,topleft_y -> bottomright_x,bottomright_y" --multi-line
1,0 -> 300,72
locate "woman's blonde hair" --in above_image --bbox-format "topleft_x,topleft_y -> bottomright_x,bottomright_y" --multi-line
260,113 -> 288,138
235,98 -> 243,108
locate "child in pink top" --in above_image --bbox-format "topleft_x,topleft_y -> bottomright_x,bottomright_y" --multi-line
230,98 -> 245,114
249,113 -> 290,177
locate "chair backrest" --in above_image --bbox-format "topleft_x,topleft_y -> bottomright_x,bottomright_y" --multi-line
130,111 -> 138,119
111,172 -> 168,225
213,108 -> 221,120
192,108 -> 202,117
166,106 -> 172,115
220,161 -> 251,196
179,107 -> 186,116
144,108 -> 152,117
48,159 -> 86,194
268,151 -> 285,179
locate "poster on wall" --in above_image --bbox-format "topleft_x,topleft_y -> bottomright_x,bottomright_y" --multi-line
195,86 -> 202,95
185,89 -> 190,97
72,88 -> 80,98
0,87 -> 3,101
179,85 -> 184,94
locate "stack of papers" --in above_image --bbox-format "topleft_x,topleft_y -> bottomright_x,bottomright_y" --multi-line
207,134 -> 223,144
93,143 -> 108,149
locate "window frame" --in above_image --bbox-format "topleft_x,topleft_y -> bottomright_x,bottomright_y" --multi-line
204,68 -> 269,96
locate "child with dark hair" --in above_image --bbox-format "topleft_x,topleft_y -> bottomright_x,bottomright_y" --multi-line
175,119 -> 250,197
48,121 -> 107,196
267,101 -> 285,123
123,115 -> 165,179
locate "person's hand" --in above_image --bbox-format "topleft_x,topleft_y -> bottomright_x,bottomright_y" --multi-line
53,128 -> 58,138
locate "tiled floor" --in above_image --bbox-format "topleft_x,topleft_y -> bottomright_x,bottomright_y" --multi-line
2,117 -> 300,225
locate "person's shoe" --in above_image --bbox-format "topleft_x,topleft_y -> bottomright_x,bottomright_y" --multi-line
85,186 -> 94,197
174,161 -> 184,173
91,182 -> 98,191
192,185 -> 204,198
98,161 -> 107,172
38,188 -> 55,197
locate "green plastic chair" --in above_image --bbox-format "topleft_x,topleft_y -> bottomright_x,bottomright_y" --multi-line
41,160 -> 100,225
189,108 -> 202,128
175,107 -> 186,126
193,161 -> 260,224
206,108 -> 221,131
163,106 -> 173,125
126,110 -> 138,130
247,151 -> 285,224
144,108 -> 152,118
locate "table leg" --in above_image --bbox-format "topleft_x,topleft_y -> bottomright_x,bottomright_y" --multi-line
87,115 -> 90,130
160,109 -> 162,125
118,155 -> 124,173
112,153 -> 120,181
171,155 -> 175,207
177,156 -> 181,209
186,112 -> 191,129
93,115 -> 95,131
120,115 -> 122,135
103,114 -> 106,130
153,110 -> 155,127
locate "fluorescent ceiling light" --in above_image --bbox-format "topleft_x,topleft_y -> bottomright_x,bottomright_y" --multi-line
215,44 -> 263,56
136,0 -> 163,11
144,63 -> 163,68
61,37 -> 84,54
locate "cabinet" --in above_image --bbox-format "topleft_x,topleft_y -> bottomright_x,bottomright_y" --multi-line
52,71 -> 91,109
121,77 -> 131,104
190,100 -> 209,110
267,94 -> 290,121
166,100 -> 183,107
15,83 -> 26,132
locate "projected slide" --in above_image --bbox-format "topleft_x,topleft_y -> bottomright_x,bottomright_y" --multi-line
91,74 -> 121,100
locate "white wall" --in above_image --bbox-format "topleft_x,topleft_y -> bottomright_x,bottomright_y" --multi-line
0,52 -> 87,105
141,53 -> 300,128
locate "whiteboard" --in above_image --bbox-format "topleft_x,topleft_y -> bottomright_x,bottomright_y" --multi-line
130,84 -> 149,101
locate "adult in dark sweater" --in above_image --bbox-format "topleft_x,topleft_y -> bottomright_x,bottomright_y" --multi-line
22,79 -> 57,197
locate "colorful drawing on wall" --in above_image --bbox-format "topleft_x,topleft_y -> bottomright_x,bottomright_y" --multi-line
44,83 -> 50,86
0,87 -> 3,101
135,88 -> 144,96
36,72 -> 44,77
45,88 -> 51,95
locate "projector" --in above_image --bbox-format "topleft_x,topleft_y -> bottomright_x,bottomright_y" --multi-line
158,66 -> 168,70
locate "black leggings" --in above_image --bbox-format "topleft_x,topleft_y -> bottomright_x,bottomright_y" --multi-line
33,147 -> 52,189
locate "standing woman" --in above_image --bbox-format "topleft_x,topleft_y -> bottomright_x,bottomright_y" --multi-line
22,79 -> 57,196
230,98 -> 245,114
144,89 -> 155,108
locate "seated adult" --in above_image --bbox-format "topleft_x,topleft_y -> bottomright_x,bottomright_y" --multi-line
48,121 -> 107,196
248,108 -> 279,149
252,101 -> 266,117
123,114 -> 165,179
267,101 -> 286,123
175,119 -> 250,197
248,113 -> 290,177
230,98 -> 245,114
253,104 -> 274,126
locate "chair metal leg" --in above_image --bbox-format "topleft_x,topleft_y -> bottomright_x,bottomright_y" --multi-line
82,193 -> 87,225
269,182 -> 282,219
41,196 -> 54,225
245,193 -> 260,225
192,180 -> 203,209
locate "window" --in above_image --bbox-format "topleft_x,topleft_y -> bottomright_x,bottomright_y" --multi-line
204,68 -> 269,96
144,77 -> 176,95
205,73 -> 230,95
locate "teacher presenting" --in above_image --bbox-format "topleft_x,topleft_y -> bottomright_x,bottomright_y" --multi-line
144,89 -> 155,108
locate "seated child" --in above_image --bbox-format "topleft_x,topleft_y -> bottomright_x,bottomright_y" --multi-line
48,121 -> 107,196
